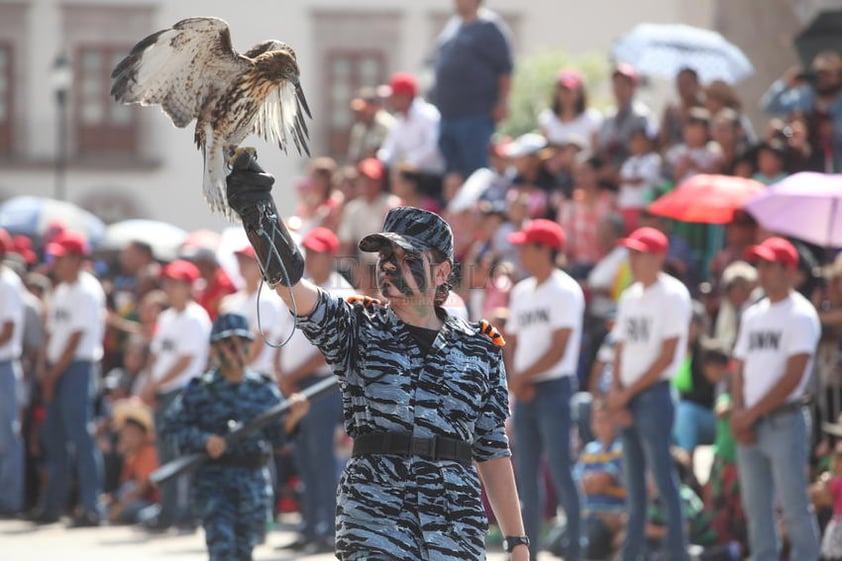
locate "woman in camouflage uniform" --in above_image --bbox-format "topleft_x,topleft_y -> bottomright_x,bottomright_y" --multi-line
226,153 -> 529,561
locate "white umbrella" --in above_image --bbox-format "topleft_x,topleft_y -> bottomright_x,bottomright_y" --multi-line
0,196 -> 106,243
612,23 -> 754,83
101,219 -> 188,261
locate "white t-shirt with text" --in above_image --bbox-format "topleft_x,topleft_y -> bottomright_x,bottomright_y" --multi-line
150,302 -> 211,394
46,271 -> 106,364
613,273 -> 691,386
733,291 -> 820,409
507,268 -> 584,382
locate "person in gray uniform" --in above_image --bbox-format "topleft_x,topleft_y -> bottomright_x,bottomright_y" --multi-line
225,152 -> 529,561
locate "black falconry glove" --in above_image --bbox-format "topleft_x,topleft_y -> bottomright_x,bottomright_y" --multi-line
226,150 -> 304,287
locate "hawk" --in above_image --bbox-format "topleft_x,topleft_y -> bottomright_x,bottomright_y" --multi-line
111,17 -> 311,218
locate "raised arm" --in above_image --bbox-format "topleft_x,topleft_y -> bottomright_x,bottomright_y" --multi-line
226,151 -> 320,315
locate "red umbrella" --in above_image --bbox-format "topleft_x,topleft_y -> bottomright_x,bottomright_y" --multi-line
647,174 -> 766,224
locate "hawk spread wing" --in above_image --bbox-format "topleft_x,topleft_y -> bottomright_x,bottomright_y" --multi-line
111,17 -> 311,218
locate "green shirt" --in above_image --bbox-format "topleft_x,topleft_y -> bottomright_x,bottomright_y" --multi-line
714,393 -> 737,463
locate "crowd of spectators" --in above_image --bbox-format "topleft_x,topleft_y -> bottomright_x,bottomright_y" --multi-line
4,1 -> 842,560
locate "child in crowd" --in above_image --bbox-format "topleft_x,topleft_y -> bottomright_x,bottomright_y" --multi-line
618,128 -> 662,233
106,399 -> 159,525
702,346 -> 748,559
664,107 -> 722,184
752,139 -> 789,185
815,442 -> 842,560
572,399 -> 626,560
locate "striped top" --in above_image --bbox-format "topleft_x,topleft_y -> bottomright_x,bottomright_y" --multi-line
574,439 -> 626,514
296,289 -> 511,560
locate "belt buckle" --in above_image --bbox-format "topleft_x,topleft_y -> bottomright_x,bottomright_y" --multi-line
411,437 -> 437,459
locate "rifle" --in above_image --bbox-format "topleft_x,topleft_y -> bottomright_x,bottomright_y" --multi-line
150,375 -> 338,486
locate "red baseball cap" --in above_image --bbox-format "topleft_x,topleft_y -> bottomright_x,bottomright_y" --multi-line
745,236 -> 799,269
234,245 -> 256,259
161,259 -> 200,284
12,235 -> 37,265
508,219 -> 566,251
303,227 -> 339,255
619,227 -> 668,255
557,69 -> 583,90
613,62 -> 639,85
358,158 -> 384,181
0,228 -> 11,255
388,72 -> 417,97
46,231 -> 89,257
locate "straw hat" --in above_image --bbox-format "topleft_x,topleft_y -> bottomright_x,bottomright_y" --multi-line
112,398 -> 154,435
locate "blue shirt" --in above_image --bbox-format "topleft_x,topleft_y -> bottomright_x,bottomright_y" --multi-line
761,79 -> 842,158
432,10 -> 513,119
574,439 -> 626,514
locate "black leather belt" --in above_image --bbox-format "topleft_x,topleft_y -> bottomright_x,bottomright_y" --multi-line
208,453 -> 270,470
763,400 -> 805,420
352,432 -> 472,465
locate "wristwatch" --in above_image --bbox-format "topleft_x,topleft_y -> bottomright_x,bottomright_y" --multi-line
503,535 -> 530,553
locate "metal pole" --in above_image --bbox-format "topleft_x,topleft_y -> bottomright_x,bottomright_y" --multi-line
55,89 -> 67,201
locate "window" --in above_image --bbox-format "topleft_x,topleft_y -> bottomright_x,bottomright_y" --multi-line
0,43 -> 11,156
325,50 -> 387,158
75,45 -> 137,155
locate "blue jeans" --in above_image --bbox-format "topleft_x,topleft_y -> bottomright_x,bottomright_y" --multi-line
514,377 -> 582,561
438,115 -> 494,177
294,375 -> 342,540
42,361 -> 103,515
0,360 -> 23,512
672,400 -> 716,454
737,409 -> 819,561
571,391 -> 594,447
620,381 -> 688,561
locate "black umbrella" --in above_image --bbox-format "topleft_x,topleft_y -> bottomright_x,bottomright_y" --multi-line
795,10 -> 842,68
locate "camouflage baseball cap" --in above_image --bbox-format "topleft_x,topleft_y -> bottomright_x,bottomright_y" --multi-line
359,207 -> 454,262
210,313 -> 254,343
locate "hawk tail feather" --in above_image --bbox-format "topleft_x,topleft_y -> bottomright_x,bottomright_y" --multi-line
202,136 -> 233,219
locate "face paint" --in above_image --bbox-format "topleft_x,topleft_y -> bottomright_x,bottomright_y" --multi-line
376,246 -> 431,297
216,338 -> 248,371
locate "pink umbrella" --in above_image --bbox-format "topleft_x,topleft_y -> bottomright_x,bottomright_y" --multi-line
744,172 -> 842,247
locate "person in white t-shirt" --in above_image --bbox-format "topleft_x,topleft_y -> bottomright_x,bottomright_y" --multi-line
276,227 -> 350,553
221,245 -> 283,377
37,231 -> 106,527
505,219 -> 585,561
0,229 -> 25,515
538,69 -> 603,153
617,129 -> 662,232
377,73 -> 445,184
731,237 -> 821,561
607,227 -> 691,561
142,259 -> 211,531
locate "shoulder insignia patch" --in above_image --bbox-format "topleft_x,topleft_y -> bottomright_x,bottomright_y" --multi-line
346,294 -> 382,308
479,319 -> 506,347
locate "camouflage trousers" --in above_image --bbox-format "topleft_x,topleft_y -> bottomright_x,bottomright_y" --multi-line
195,466 -> 270,561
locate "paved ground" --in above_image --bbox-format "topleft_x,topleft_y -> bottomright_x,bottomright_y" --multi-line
0,515 -> 519,561
1,449 -> 715,561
